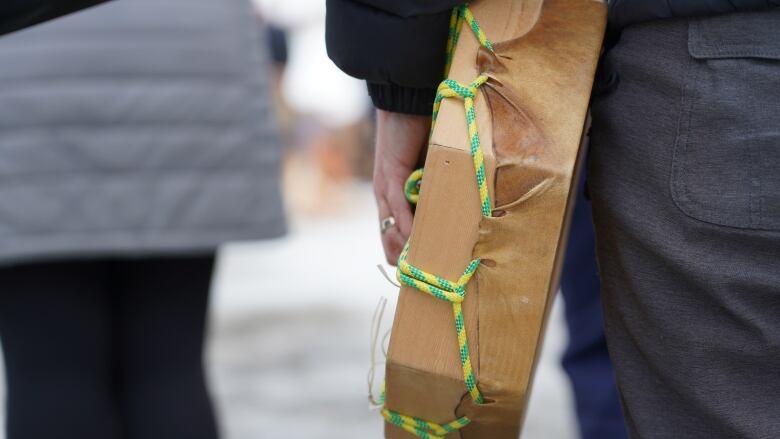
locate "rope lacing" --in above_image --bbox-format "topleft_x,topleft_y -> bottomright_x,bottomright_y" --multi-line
380,3 -> 495,437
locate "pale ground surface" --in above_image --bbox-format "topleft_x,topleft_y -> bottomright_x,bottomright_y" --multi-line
0,184 -> 577,439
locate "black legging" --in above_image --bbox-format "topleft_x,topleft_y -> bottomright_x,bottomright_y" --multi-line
0,256 -> 219,439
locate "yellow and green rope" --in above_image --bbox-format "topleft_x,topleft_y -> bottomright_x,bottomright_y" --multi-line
381,4 -> 496,437
383,408 -> 471,439
444,6 -> 493,77
404,168 -> 424,204
397,240 -> 483,402
432,75 -> 492,217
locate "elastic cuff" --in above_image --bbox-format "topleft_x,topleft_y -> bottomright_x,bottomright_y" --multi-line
367,82 -> 436,115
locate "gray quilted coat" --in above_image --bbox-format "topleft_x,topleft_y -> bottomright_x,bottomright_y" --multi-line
0,0 -> 286,265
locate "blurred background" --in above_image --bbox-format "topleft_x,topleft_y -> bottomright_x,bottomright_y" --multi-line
0,0 -> 578,437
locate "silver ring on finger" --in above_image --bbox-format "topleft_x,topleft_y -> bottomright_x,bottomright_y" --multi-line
380,216 -> 396,234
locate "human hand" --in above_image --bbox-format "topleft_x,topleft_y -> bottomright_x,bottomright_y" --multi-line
374,109 -> 431,265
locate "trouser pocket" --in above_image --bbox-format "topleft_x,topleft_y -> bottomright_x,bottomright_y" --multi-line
671,11 -> 780,230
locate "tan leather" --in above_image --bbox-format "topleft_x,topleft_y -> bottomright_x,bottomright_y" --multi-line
384,0 -> 606,437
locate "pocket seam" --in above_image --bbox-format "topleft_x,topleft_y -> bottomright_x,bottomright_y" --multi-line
670,24 -> 773,231
688,15 -> 780,61
669,38 -> 716,225
691,49 -> 780,60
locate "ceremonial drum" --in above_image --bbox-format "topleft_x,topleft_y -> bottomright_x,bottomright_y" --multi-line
379,0 -> 607,437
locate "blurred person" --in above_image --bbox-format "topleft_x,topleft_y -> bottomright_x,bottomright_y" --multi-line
324,2 -> 627,438
0,0 -> 285,438
254,0 -> 373,215
326,1 -> 780,438
267,25 -> 289,68
253,0 -> 368,130
263,24 -> 298,162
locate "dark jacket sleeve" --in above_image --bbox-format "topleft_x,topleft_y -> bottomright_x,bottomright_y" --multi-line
0,0 -> 109,36
326,0 -> 460,115
610,0 -> 780,30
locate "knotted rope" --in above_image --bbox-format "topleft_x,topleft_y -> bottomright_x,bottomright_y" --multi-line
379,4 -> 495,437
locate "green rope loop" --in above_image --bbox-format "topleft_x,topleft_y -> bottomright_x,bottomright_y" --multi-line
432,74 -> 493,217
404,169 -> 424,204
384,4 -> 495,437
382,408 -> 471,439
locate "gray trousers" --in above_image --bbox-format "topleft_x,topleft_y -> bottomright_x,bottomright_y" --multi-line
589,10 -> 780,439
